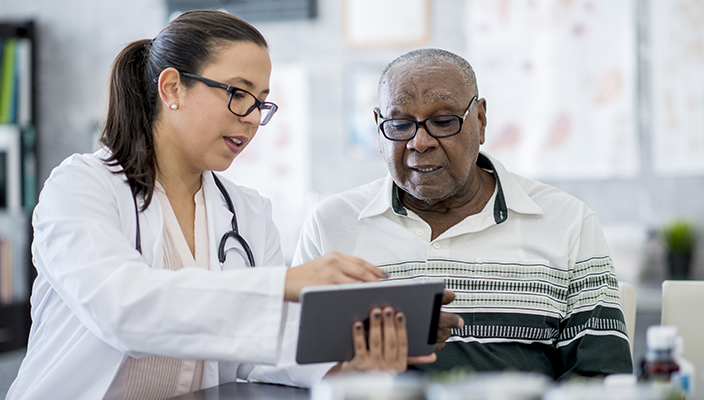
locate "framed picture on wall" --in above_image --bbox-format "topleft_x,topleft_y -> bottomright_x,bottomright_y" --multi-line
342,0 -> 431,48
0,126 -> 21,212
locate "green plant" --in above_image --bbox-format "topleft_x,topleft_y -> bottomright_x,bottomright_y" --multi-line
662,219 -> 697,255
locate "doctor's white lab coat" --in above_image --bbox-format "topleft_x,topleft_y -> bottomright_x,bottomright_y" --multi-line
6,149 -> 327,399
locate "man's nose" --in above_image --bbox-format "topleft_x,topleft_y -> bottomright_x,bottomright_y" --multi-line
407,124 -> 438,153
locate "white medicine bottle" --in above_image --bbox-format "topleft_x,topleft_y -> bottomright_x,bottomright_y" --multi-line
641,325 -> 679,382
671,335 -> 695,399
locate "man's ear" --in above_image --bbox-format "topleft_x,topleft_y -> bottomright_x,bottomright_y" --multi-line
476,98 -> 488,145
373,107 -> 383,154
157,67 -> 182,110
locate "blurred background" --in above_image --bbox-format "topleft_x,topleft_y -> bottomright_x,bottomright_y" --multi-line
0,0 -> 703,394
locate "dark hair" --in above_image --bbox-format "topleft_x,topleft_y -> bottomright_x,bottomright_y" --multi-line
100,10 -> 268,210
378,48 -> 478,100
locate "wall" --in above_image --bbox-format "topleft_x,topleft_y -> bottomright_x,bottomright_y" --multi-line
0,0 -> 165,181
1,0 -> 703,279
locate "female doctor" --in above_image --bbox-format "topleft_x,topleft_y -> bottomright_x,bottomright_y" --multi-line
7,10 -> 424,400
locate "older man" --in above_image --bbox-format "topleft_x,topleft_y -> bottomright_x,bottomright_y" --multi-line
293,49 -> 632,379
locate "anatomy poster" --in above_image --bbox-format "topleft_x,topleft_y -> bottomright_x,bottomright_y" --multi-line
464,0 -> 638,179
650,0 -> 704,176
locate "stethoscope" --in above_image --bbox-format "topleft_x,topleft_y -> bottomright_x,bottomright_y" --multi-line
132,171 -> 256,267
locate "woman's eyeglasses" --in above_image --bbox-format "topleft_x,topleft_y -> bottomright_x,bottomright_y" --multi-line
180,72 -> 278,126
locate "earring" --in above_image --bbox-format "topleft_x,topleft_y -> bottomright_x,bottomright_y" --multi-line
170,104 -> 178,110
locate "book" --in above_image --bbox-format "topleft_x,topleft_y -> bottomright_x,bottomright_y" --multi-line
0,236 -> 11,304
0,38 -> 17,124
0,125 -> 21,212
21,125 -> 36,209
16,38 -> 31,125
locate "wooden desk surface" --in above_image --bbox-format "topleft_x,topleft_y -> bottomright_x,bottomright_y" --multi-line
169,382 -> 310,400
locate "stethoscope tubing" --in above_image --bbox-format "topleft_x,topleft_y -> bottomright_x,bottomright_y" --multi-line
132,171 -> 256,267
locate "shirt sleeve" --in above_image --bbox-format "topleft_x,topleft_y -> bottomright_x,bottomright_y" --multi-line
555,213 -> 633,378
291,210 -> 325,267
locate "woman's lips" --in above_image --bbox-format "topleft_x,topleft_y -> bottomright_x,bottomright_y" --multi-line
224,136 -> 249,154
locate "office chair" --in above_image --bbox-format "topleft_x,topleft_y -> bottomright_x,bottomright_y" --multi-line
618,281 -> 637,356
661,280 -> 704,399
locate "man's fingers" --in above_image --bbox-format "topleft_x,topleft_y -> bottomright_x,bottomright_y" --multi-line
435,341 -> 446,353
442,289 -> 456,305
439,311 -> 464,329
436,327 -> 452,343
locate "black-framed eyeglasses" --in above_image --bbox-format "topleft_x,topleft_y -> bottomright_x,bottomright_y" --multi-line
180,72 -> 278,126
377,96 -> 478,141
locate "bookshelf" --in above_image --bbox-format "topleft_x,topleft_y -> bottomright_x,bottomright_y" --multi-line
0,20 -> 37,353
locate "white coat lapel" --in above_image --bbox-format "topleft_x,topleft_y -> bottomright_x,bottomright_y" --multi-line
137,191 -> 165,270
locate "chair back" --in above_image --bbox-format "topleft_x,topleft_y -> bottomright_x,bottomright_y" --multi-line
618,281 -> 637,356
661,280 -> 704,399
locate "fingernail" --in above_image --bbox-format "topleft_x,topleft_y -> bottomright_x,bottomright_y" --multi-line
374,312 -> 381,320
397,314 -> 404,322
382,271 -> 390,278
458,317 -> 465,327
385,310 -> 392,318
355,322 -> 362,330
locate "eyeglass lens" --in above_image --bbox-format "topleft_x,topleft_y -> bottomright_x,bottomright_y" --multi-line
228,90 -> 277,126
382,115 -> 462,141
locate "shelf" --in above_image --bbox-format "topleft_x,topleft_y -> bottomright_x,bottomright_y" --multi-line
0,302 -> 29,352
0,20 -> 37,354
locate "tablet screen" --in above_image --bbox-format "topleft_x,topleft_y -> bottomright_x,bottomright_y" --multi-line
296,279 -> 444,364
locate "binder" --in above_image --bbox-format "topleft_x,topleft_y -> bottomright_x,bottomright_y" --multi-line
0,125 -> 21,212
0,39 -> 17,124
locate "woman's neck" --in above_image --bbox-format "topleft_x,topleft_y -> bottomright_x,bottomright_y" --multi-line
156,168 -> 202,199
155,154 -> 203,201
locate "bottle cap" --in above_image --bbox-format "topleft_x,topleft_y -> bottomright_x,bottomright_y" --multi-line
675,335 -> 685,357
646,325 -> 678,350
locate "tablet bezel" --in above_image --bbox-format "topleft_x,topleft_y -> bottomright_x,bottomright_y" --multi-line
295,279 -> 444,364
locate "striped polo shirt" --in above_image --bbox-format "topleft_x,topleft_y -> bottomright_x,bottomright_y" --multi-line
293,152 -> 632,379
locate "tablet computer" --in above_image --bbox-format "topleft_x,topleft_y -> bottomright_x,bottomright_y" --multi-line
295,279 -> 445,364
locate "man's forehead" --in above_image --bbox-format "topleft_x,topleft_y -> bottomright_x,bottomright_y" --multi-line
385,90 -> 459,107
380,62 -> 467,107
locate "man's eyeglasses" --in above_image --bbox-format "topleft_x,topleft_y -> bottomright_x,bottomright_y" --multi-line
180,72 -> 278,126
376,96 -> 478,141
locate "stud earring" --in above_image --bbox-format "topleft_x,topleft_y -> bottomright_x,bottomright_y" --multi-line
170,104 -> 178,110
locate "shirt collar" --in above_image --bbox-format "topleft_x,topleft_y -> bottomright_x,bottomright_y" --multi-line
358,151 -> 543,222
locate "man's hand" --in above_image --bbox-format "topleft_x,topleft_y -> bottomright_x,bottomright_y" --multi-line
435,290 -> 464,353
284,252 -> 386,302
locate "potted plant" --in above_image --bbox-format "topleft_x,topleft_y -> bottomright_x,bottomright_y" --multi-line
662,219 -> 697,279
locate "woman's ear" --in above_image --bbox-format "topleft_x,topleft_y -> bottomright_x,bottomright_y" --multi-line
157,67 -> 182,111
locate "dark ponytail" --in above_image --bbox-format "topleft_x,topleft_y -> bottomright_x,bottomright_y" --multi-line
100,10 -> 268,210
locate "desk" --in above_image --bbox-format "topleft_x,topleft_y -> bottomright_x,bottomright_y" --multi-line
169,382 -> 310,400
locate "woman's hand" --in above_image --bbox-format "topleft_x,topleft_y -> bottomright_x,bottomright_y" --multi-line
284,252 -> 386,302
326,306 -> 437,376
